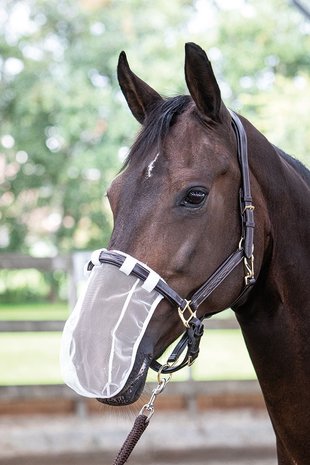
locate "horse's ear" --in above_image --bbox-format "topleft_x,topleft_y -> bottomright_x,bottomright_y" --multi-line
117,51 -> 163,124
184,43 -> 222,123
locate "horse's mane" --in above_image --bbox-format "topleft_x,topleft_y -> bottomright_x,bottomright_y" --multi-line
273,145 -> 310,186
122,95 -> 191,169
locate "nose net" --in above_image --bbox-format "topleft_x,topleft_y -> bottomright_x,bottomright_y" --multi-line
60,252 -> 163,399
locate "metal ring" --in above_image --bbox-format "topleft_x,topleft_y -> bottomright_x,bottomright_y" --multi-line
157,364 -> 172,385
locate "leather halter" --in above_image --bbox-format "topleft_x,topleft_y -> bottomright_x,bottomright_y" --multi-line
91,110 -> 255,374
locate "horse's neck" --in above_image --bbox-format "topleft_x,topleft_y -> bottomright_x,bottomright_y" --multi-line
236,121 -> 310,463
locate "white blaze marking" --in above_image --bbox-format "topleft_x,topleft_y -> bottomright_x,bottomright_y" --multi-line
146,153 -> 159,179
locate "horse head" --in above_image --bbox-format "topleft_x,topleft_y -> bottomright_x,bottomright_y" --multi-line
101,43 -> 267,405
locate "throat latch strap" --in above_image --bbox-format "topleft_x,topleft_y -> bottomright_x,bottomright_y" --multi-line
231,110 -> 255,260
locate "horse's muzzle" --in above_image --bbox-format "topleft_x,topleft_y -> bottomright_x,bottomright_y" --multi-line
97,353 -> 151,406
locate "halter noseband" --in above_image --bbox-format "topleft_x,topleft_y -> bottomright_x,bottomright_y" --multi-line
88,111 -> 255,375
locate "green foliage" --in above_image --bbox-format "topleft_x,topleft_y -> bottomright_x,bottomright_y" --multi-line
0,269 -> 48,302
0,0 -> 193,253
0,269 -> 67,303
213,0 -> 310,166
0,0 -> 309,254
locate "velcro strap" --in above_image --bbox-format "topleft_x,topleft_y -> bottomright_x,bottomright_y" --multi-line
90,248 -> 106,266
120,256 -> 137,275
142,271 -> 160,293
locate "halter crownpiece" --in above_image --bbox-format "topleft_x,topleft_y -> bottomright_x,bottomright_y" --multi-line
60,111 -> 255,397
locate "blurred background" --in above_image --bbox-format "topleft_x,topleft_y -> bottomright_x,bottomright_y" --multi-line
0,0 -> 309,464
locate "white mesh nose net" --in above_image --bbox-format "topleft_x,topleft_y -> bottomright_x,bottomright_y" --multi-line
60,250 -> 163,399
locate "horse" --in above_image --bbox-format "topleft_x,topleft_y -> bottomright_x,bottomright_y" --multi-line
100,43 -> 310,464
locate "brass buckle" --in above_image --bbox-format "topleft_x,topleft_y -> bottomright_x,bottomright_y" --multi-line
242,204 -> 255,215
178,300 -> 196,328
244,255 -> 254,286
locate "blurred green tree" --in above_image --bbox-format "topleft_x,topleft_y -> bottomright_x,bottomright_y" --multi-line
0,0 -> 193,253
0,0 -> 309,255
213,0 -> 310,163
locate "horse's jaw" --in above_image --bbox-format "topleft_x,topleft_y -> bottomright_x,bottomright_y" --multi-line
96,355 -> 151,406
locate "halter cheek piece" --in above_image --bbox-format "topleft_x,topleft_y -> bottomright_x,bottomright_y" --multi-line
88,111 -> 255,374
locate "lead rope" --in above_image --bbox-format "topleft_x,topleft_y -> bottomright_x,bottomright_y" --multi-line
112,367 -> 172,465
112,414 -> 149,465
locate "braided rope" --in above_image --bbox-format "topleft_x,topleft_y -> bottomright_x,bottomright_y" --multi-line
113,414 -> 149,465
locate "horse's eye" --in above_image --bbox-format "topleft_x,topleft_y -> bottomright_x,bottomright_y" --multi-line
181,188 -> 207,208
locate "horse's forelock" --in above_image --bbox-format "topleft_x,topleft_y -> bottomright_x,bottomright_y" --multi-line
122,95 -> 192,170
